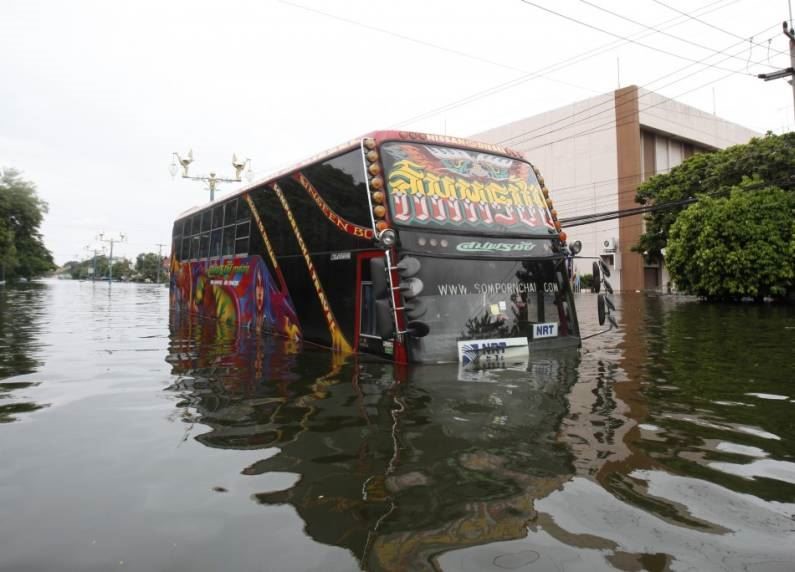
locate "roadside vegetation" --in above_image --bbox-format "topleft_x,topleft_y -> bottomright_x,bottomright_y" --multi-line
0,169 -> 56,282
636,132 -> 795,302
64,252 -> 165,283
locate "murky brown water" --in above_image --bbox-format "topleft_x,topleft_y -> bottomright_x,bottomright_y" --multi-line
0,280 -> 793,571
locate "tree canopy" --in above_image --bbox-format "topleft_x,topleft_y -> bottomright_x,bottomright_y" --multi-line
635,133 -> 795,301
68,255 -> 133,281
636,132 -> 795,257
0,169 -> 55,281
665,183 -> 794,301
135,252 -> 165,282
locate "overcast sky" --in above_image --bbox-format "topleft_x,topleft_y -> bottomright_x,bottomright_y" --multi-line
2,0 -> 792,264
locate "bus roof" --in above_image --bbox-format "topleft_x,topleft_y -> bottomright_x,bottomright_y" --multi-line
174,130 -> 527,220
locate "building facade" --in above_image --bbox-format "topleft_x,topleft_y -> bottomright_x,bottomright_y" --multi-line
473,85 -> 758,291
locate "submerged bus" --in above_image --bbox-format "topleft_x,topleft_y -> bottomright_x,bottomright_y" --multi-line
170,131 -> 581,364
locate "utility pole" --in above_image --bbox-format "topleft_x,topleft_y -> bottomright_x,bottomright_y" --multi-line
98,233 -> 127,283
155,243 -> 167,284
757,21 -> 795,121
84,245 -> 104,281
169,150 -> 254,202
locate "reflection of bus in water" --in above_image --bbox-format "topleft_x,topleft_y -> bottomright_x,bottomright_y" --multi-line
170,131 -> 580,364
165,313 -> 580,571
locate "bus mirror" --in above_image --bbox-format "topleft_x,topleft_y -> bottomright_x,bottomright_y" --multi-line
398,277 -> 424,298
607,315 -> 618,329
603,279 -> 614,295
370,257 -> 388,299
592,261 -> 601,293
605,296 -> 616,312
375,299 -> 395,339
598,258 -> 611,278
570,240 -> 582,255
404,297 -> 428,319
395,256 -> 421,277
597,294 -> 606,326
405,320 -> 430,338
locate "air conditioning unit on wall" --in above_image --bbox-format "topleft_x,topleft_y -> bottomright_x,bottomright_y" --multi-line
602,237 -> 617,252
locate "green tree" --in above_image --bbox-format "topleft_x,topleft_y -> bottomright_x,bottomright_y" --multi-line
110,258 -> 132,281
665,183 -> 795,301
135,252 -> 163,282
636,132 -> 795,257
0,168 -> 55,281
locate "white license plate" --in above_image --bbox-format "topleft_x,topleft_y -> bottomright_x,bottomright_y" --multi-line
457,336 -> 528,365
531,322 -> 558,339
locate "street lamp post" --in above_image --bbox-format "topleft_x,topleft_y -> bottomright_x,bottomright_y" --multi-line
170,150 -> 254,202
98,233 -> 127,283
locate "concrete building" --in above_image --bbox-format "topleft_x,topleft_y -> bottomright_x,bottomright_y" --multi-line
473,85 -> 758,291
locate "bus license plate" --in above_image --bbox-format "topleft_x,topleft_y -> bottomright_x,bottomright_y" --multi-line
457,337 -> 528,364
532,322 -> 558,339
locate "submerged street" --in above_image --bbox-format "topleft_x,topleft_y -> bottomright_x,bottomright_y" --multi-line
0,280 -> 793,571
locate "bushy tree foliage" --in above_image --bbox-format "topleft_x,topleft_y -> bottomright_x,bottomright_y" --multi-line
0,169 -> 55,281
666,183 -> 795,301
636,132 -> 795,256
635,133 -> 795,301
135,252 -> 164,282
68,255 -> 133,281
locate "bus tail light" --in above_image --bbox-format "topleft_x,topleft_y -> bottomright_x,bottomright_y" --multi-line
405,320 -> 430,338
403,297 -> 427,319
397,277 -> 423,298
395,256 -> 420,277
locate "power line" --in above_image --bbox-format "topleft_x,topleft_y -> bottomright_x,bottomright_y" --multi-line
579,0 -> 781,70
388,0 -> 741,128
560,175 -> 795,228
278,0 -> 599,94
496,22 -> 780,148
650,0 -> 789,56
518,0 -> 758,76
516,64 -> 746,152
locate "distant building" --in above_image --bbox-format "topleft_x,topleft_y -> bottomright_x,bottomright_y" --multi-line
473,85 -> 758,291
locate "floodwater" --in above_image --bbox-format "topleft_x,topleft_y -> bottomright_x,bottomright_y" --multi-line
0,280 -> 793,572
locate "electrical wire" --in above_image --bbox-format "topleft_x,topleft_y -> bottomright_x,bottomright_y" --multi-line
579,0 -> 781,70
650,0 -> 789,56
518,0 -> 758,76
495,22 -> 781,148
278,0 -> 600,95
388,0 -> 741,128
560,175 -> 795,227
497,23 -> 781,149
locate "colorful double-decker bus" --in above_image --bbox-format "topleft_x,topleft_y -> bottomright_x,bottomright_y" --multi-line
170,131 -> 580,364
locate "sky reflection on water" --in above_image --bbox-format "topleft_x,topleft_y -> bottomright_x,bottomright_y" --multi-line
0,280 -> 793,571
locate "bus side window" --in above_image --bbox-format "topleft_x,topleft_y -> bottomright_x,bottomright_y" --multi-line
212,205 -> 223,229
221,226 -> 235,257
235,221 -> 249,255
199,233 -> 209,258
201,210 -> 211,233
181,237 -> 190,261
210,229 -> 222,258
224,200 -> 237,226
189,236 -> 200,260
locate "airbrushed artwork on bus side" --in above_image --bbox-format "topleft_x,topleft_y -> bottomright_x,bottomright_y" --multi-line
170,254 -> 300,340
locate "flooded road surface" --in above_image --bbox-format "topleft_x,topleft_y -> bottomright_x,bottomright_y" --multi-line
0,280 -> 793,571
